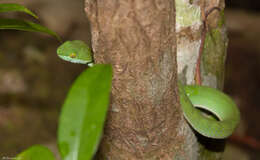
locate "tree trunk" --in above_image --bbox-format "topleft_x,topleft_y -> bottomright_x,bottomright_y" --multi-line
84,0 -> 228,159
176,0 -> 228,159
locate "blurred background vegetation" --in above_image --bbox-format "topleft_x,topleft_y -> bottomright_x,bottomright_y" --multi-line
0,0 -> 259,160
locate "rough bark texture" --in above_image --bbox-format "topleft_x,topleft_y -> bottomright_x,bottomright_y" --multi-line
85,0 -> 187,159
84,0 -> 228,159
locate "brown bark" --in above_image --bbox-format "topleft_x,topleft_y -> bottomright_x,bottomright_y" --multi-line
85,0 -> 184,159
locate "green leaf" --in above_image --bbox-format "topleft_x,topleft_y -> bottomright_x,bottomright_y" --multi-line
0,3 -> 38,19
16,145 -> 56,160
0,18 -> 61,41
58,64 -> 112,160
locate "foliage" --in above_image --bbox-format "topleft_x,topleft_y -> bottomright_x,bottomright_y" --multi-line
58,64 -> 112,160
0,3 -> 60,40
0,3 -> 113,160
16,65 -> 112,160
16,145 -> 56,160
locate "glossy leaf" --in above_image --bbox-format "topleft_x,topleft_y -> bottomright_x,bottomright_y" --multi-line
0,3 -> 38,19
58,64 -> 112,160
0,18 -> 61,41
16,145 -> 56,160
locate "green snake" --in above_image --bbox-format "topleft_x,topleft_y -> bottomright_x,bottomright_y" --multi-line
57,40 -> 240,139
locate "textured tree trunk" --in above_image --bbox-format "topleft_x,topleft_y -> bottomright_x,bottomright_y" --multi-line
84,0 -> 228,159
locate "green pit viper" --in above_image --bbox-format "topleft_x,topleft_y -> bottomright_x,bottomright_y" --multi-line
57,40 -> 240,139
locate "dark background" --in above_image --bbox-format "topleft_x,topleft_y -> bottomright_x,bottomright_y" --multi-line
227,0 -> 260,11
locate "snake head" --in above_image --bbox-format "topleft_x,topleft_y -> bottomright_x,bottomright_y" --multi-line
57,40 -> 93,64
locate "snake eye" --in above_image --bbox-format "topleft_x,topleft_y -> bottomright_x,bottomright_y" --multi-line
69,53 -> 77,58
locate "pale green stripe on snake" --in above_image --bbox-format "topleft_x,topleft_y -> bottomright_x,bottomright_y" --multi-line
57,40 -> 240,139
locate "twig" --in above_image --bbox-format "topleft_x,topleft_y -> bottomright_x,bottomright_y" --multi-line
229,134 -> 260,151
195,7 -> 221,85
